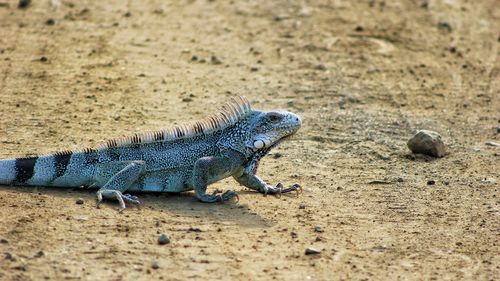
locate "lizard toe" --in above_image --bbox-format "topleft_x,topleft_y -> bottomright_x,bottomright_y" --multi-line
221,190 -> 238,202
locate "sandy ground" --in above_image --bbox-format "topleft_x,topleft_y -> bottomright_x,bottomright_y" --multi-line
0,0 -> 499,280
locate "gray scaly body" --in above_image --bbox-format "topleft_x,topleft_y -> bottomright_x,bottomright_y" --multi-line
0,96 -> 302,209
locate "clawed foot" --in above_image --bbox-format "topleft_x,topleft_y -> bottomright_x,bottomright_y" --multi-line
261,183 -> 302,197
198,190 -> 239,203
96,190 -> 141,211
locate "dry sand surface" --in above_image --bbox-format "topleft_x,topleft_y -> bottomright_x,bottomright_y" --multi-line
0,0 -> 499,280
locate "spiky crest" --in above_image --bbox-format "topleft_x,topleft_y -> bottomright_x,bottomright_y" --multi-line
95,96 -> 252,150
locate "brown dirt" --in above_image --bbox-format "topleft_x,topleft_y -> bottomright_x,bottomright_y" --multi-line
0,0 -> 499,280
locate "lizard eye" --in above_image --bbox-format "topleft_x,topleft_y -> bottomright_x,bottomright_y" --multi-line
268,113 -> 282,123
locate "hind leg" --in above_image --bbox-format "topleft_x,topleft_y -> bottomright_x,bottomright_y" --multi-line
95,161 -> 145,210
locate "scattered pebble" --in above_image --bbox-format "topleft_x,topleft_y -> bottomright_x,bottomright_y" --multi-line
191,55 -> 198,61
75,198 -> 84,205
481,178 -> 496,185
407,130 -> 447,157
355,26 -> 364,32
18,0 -> 30,9
496,127 -> 500,134
427,180 -> 435,185
123,11 -> 131,17
315,236 -> 322,242
397,177 -> 404,183
4,252 -> 15,261
0,239 -> 8,244
158,234 -> 170,245
315,64 -> 327,71
210,56 -> 222,65
40,56 -> 48,62
34,250 -> 44,258
45,19 -> 55,25
313,226 -> 323,233
151,260 -> 159,269
298,204 -> 306,209
305,247 -> 321,255
485,141 -> 499,147
437,21 -> 452,32
272,152 -> 282,159
250,66 -> 259,72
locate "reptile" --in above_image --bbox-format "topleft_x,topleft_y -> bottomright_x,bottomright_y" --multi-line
0,96 -> 302,210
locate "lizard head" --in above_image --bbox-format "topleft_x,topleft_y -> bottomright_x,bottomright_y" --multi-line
247,110 -> 302,152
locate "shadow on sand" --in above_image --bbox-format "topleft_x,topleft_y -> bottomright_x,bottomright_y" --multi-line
0,185 -> 276,228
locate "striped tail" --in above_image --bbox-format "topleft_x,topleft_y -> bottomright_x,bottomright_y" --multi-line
0,152 -> 91,187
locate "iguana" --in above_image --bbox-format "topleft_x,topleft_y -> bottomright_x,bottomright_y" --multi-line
0,96 -> 302,209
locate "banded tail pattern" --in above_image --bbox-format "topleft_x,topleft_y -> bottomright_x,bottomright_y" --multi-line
0,149 -> 95,187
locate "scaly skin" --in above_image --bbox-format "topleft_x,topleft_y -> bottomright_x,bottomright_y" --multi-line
0,97 -> 302,210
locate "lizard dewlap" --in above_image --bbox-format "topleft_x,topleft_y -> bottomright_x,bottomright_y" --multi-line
0,96 -> 302,210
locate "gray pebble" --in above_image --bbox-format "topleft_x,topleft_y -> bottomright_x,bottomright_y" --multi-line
75,198 -> 84,205
305,247 -> 321,255
485,141 -> 499,147
298,204 -> 306,209
151,260 -> 159,269
313,226 -> 323,233
158,234 -> 170,245
210,56 -> 222,65
407,130 -> 446,157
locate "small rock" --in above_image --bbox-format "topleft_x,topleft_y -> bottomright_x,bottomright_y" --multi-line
18,0 -> 30,9
40,56 -> 48,62
210,56 -> 222,65
485,141 -> 499,147
45,19 -> 55,25
181,97 -> 193,103
407,130 -> 447,157
427,180 -> 435,185
272,152 -> 282,159
151,260 -> 159,269
0,239 -> 8,244
315,236 -> 322,242
305,247 -> 321,255
315,64 -> 327,71
75,198 -> 84,205
313,226 -> 323,233
481,178 -> 496,185
355,26 -> 364,32
34,250 -> 44,258
123,11 -> 131,17
158,234 -> 170,245
496,127 -> 500,134
298,204 -> 306,209
4,252 -> 15,261
250,66 -> 259,72
437,21 -> 452,32
397,177 -> 404,183
191,55 -> 198,61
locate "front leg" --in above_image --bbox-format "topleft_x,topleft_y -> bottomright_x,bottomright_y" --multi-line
235,171 -> 301,196
192,150 -> 245,203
